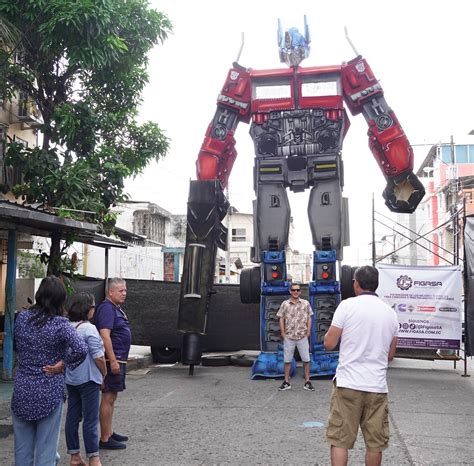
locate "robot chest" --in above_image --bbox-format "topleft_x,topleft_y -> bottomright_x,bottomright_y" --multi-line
250,106 -> 346,157
249,73 -> 347,157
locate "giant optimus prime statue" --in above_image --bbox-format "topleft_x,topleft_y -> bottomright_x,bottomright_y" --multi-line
177,17 -> 424,377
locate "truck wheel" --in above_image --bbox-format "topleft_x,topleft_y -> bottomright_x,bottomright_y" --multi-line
340,265 -> 356,300
240,266 -> 261,304
151,346 -> 181,364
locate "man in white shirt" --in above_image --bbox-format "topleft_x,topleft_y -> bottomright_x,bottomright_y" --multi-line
324,265 -> 398,466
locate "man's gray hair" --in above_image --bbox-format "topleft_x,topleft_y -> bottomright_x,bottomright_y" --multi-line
108,277 -> 126,290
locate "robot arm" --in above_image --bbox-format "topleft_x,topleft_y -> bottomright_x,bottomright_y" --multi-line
178,64 -> 252,354
196,63 -> 252,188
341,56 -> 425,213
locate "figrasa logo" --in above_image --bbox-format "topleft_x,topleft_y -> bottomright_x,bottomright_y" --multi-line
396,275 -> 412,290
396,275 -> 442,290
413,280 -> 442,287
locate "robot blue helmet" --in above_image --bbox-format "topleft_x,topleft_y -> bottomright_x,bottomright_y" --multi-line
277,15 -> 311,67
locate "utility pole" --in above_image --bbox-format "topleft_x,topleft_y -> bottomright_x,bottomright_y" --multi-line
450,135 -> 459,265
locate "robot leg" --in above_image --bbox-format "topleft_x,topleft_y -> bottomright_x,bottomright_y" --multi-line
306,178 -> 345,377
248,183 -> 295,379
178,180 -> 229,366
307,178 -> 343,258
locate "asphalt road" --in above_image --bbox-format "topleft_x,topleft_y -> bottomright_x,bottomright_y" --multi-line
1,356 -> 474,465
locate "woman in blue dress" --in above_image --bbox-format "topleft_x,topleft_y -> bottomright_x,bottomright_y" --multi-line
11,276 -> 87,465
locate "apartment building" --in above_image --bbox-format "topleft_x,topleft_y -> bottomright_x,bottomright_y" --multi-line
219,208 -> 311,284
409,140 -> 474,266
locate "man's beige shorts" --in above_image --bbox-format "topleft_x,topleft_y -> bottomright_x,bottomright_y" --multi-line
326,382 -> 389,452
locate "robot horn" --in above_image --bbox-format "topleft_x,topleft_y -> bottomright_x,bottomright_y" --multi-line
344,26 -> 359,56
235,31 -> 245,64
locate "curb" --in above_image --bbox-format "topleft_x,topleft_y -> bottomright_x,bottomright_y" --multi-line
126,353 -> 153,373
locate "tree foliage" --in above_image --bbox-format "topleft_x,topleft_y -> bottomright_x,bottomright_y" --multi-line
0,0 -> 172,275
18,250 -> 47,279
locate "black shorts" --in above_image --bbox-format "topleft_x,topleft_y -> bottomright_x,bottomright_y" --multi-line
103,362 -> 126,393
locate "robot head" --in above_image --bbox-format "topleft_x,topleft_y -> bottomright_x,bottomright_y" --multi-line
277,15 -> 311,67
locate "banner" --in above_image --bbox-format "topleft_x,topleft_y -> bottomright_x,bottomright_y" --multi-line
377,264 -> 462,350
463,215 -> 474,356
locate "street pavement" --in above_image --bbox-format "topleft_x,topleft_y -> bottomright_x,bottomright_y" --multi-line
1,355 -> 474,465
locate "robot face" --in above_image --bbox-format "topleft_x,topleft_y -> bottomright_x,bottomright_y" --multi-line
277,17 -> 311,67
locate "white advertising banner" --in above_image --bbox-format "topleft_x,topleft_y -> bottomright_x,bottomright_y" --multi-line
377,264 -> 462,349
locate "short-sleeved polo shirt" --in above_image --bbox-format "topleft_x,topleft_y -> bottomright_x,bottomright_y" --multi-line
94,299 -> 131,361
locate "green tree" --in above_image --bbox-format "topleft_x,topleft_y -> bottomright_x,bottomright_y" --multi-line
18,250 -> 47,279
0,15 -> 22,51
0,0 -> 171,276
0,14 -> 24,96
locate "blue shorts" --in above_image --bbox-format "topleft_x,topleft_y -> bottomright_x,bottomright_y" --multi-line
103,362 -> 126,393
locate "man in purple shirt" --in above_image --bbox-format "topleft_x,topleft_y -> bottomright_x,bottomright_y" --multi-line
94,278 -> 131,450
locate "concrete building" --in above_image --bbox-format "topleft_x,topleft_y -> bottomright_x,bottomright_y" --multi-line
0,88 -> 41,322
389,139 -> 474,266
76,201 -> 186,281
219,208 -> 311,284
15,199 -> 312,286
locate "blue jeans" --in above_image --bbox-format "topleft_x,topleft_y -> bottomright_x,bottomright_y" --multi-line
65,381 -> 100,458
13,402 -> 63,466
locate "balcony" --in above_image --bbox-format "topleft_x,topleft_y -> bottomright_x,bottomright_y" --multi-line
16,96 -> 42,129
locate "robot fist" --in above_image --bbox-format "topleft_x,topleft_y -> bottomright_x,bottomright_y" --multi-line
382,171 -> 425,214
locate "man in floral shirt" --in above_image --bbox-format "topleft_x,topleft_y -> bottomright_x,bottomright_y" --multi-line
276,284 -> 315,391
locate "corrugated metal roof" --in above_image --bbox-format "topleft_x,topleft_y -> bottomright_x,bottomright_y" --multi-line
0,199 -> 127,249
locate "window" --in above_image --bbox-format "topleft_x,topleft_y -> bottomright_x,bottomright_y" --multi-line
231,228 -> 246,242
456,145 -> 468,163
18,91 -> 29,118
447,165 -> 458,180
255,85 -> 291,99
437,193 -> 444,212
439,144 -> 474,164
151,213 -> 166,244
253,77 -> 292,100
301,75 -> 341,97
133,210 -> 166,244
439,146 -> 452,164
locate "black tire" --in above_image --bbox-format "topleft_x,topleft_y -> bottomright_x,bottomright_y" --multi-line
240,266 -> 261,304
230,354 -> 257,367
340,265 -> 356,300
151,346 -> 181,364
201,355 -> 232,366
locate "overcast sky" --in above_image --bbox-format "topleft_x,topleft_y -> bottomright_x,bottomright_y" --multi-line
125,0 -> 474,264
